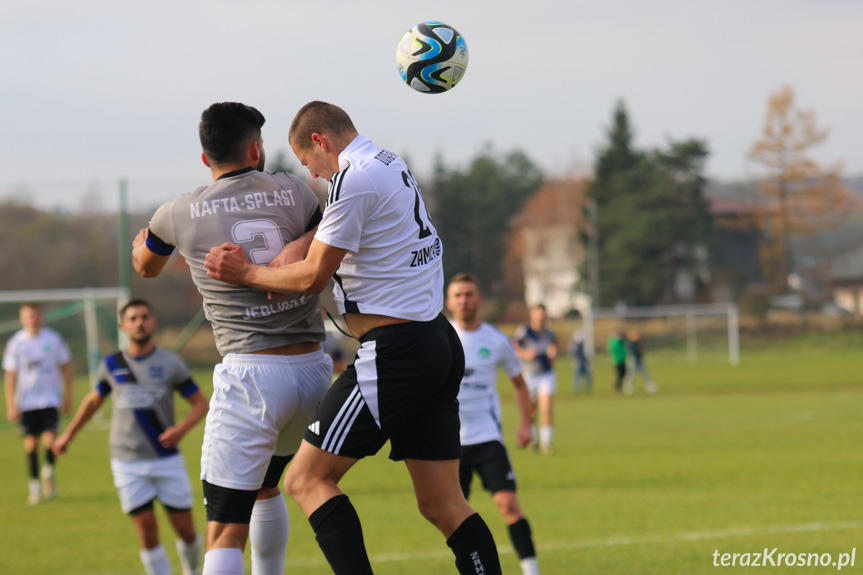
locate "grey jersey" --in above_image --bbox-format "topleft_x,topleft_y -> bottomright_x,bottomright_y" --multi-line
96,348 -> 199,461
147,168 -> 325,355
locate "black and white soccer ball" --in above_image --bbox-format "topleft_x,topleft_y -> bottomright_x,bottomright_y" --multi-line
396,21 -> 468,94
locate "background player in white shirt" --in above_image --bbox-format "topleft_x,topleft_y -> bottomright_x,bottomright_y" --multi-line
132,102 -> 332,575
53,299 -> 208,575
446,273 -> 541,575
513,304 -> 559,454
3,302 -> 73,505
205,101 -> 503,575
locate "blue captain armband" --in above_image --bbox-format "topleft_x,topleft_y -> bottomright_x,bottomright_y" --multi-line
146,229 -> 175,256
177,380 -> 199,398
96,380 -> 112,397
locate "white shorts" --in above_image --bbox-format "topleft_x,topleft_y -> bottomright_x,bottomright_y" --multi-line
200,350 -> 332,491
111,454 -> 193,514
524,371 -> 557,399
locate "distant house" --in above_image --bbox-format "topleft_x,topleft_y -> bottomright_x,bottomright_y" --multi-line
507,179 -> 591,318
827,247 -> 863,316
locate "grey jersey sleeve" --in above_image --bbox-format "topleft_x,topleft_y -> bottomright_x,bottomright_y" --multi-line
148,201 -> 177,248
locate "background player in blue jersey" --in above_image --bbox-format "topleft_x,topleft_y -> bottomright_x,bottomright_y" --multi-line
513,304 -> 559,454
447,273 -> 541,575
53,299 -> 208,575
205,101 -> 503,575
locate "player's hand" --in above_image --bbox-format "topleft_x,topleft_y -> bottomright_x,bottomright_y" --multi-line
516,422 -> 533,449
132,228 -> 148,249
158,426 -> 183,449
205,243 -> 251,286
6,405 -> 19,423
52,434 -> 71,456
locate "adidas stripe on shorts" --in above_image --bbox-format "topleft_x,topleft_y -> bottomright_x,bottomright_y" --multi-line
304,314 -> 464,462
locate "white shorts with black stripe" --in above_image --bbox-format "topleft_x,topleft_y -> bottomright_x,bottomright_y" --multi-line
303,314 -> 464,461
200,350 -> 332,491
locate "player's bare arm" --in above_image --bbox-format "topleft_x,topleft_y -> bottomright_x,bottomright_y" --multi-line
132,228 -> 171,278
61,361 -> 74,414
206,238 -> 346,295
52,390 -> 106,456
511,373 -> 534,449
158,390 -> 208,449
268,227 -> 318,269
5,370 -> 19,422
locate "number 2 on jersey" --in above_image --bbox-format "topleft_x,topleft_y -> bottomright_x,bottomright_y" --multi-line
231,219 -> 283,265
403,171 -> 433,239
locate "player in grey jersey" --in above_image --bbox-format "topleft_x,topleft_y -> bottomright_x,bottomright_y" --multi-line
53,299 -> 208,575
206,101 -> 502,575
132,102 -> 332,575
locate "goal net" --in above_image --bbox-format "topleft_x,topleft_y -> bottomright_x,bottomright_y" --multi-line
0,288 -> 131,389
579,303 -> 740,366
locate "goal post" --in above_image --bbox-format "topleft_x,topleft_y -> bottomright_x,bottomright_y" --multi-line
0,287 -> 131,388
581,302 -> 740,366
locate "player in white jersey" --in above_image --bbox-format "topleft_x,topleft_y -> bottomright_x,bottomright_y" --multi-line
513,304 -> 559,455
205,101 -> 503,575
53,299 -> 208,575
446,274 -> 541,575
3,302 -> 73,505
132,102 -> 332,575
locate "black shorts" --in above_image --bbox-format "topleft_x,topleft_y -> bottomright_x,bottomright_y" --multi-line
459,440 -> 517,499
303,313 -> 464,461
20,407 -> 59,437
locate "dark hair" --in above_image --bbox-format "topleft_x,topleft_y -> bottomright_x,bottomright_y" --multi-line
199,102 -> 265,165
119,298 -> 153,320
289,101 -> 356,150
448,272 -> 478,287
20,302 -> 42,312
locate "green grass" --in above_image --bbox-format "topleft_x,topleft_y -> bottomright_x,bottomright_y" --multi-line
2,344 -> 863,574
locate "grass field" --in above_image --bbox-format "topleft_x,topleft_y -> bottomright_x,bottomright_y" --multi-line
2,341 -> 862,574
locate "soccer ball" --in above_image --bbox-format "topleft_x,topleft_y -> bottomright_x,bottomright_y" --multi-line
396,21 -> 468,93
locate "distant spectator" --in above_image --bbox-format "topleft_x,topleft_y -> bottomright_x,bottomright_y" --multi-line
569,330 -> 593,394
607,331 -> 627,394
624,330 -> 658,394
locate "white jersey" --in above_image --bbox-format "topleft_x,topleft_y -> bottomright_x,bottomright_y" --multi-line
452,322 -> 522,446
315,136 -> 443,321
2,327 -> 71,411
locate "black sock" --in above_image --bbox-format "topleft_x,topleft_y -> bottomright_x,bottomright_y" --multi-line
446,513 -> 502,575
308,494 -> 373,575
508,518 -> 536,560
45,448 -> 55,467
27,451 -> 38,479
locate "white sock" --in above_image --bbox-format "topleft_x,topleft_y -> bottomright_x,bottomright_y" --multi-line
539,425 -> 553,448
140,544 -> 172,575
176,534 -> 202,575
250,493 -> 290,575
201,548 -> 245,575
521,556 -> 540,575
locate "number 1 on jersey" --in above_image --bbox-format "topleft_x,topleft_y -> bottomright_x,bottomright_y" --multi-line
403,171 -> 433,239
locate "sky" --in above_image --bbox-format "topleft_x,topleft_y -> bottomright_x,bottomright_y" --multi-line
1,0 -> 861,213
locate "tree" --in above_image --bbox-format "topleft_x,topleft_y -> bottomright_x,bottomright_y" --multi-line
429,145 -> 543,295
748,85 -> 852,291
587,102 -> 713,306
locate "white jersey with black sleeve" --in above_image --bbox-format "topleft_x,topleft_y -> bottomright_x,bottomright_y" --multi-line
315,136 -> 443,321
451,322 -> 522,446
